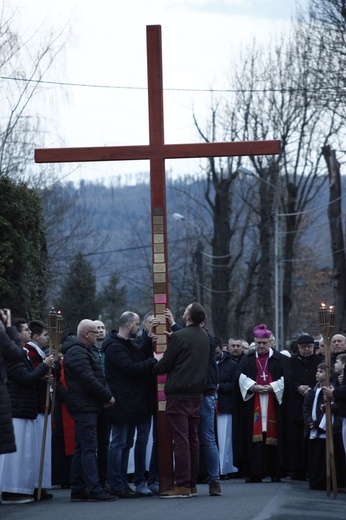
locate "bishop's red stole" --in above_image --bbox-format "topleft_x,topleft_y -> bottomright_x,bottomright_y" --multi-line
252,354 -> 278,445
59,360 -> 76,455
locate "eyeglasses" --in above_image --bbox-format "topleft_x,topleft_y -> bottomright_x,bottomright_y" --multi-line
299,344 -> 314,349
87,330 -> 99,334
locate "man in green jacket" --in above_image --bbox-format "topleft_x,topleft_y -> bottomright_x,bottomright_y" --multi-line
153,302 -> 209,499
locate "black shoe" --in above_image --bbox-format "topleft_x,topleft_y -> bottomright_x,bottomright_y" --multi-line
33,488 -> 54,501
245,476 -> 262,483
88,491 -> 118,502
70,490 -> 89,502
291,473 -> 307,481
112,487 -> 142,498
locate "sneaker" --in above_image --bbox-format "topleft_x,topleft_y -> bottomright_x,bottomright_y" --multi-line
159,485 -> 191,498
190,486 -> 198,497
148,482 -> 159,495
70,489 -> 89,502
209,480 -> 222,496
112,486 -> 142,498
2,492 -> 34,505
135,482 -> 153,496
88,491 -> 118,502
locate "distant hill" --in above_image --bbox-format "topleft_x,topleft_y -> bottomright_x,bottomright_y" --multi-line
43,172 -> 336,322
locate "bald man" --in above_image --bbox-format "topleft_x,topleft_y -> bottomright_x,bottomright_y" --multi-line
331,334 -> 346,384
61,319 -> 116,502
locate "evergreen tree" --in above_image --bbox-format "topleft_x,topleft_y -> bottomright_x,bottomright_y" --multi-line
58,251 -> 99,333
98,272 -> 127,331
0,177 -> 47,319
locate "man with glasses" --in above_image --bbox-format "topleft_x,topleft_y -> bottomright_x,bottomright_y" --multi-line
290,334 -> 321,481
61,319 -> 116,502
233,323 -> 294,484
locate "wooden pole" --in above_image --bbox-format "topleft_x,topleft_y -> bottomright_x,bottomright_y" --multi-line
50,311 -> 63,419
37,307 -> 57,501
319,304 -> 338,498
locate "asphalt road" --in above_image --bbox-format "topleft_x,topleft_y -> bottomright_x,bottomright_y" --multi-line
2,477 -> 346,520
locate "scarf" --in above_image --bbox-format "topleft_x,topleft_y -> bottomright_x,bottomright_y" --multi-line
252,353 -> 278,445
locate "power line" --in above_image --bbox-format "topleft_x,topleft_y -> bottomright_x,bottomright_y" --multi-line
1,74 -> 345,95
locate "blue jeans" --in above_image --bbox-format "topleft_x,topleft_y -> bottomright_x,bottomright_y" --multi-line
134,415 -> 159,485
148,411 -> 159,485
134,419 -> 151,485
198,395 -> 220,481
70,412 -> 104,494
108,424 -> 135,491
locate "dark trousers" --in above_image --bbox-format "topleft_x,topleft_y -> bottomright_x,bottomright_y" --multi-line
96,409 -> 111,485
70,412 -> 104,495
166,397 -> 201,488
134,419 -> 151,485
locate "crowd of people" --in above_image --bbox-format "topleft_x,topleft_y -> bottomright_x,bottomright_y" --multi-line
1,302 -> 346,505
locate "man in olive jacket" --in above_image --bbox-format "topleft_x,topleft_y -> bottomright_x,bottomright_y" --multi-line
61,319 -> 115,502
152,302 -> 210,498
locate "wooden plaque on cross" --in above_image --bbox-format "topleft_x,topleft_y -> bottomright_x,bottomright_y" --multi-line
35,25 -> 280,492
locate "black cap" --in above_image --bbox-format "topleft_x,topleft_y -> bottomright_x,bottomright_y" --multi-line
297,334 -> 314,344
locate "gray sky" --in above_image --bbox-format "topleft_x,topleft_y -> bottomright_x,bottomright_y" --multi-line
13,0 -> 308,184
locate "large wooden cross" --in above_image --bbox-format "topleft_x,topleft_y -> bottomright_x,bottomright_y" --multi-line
35,25 -> 280,492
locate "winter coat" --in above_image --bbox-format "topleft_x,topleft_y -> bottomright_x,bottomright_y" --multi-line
171,323 -> 218,393
216,351 -> 237,414
0,325 -> 24,454
152,324 -> 210,398
332,367 -> 346,418
290,354 -> 322,421
61,334 -> 112,414
103,330 -> 157,425
6,348 -> 50,420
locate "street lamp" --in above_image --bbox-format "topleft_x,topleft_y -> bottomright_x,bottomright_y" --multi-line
172,213 -> 204,306
238,166 -> 284,349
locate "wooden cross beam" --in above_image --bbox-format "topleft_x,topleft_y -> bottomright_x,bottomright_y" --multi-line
35,25 -> 280,493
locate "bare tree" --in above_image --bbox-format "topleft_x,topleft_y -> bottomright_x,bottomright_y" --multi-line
228,23 -> 344,342
322,145 -> 345,332
0,3 -> 68,183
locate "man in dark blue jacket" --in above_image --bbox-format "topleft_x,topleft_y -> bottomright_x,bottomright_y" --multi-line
103,311 -> 157,498
61,319 -> 116,502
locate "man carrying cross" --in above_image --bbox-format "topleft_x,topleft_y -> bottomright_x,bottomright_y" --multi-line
232,324 -> 294,483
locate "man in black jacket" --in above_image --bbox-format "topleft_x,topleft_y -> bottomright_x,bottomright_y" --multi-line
61,319 -> 116,502
290,334 -> 321,480
103,311 -> 157,498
